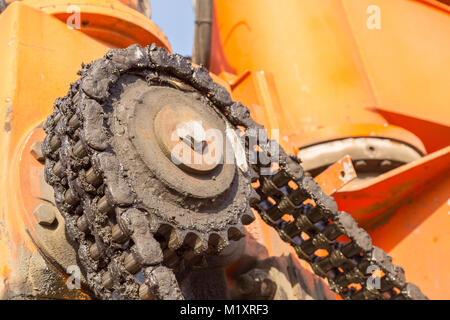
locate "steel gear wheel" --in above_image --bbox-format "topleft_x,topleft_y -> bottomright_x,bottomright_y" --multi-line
42,44 -> 255,300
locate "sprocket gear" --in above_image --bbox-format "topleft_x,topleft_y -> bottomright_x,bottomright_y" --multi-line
42,44 -> 254,300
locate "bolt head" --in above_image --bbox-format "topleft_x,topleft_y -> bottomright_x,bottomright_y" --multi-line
33,204 -> 56,226
30,141 -> 45,163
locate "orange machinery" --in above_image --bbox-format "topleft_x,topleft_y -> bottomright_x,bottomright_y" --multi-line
0,0 -> 448,299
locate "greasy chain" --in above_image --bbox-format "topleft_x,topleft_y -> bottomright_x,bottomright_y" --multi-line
43,44 -> 427,300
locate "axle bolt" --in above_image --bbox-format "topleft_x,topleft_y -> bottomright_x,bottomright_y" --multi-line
30,141 -> 45,163
33,204 -> 56,226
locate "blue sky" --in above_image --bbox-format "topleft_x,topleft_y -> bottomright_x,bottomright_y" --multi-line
150,0 -> 195,57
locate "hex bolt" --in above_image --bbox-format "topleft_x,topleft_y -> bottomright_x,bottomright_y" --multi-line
30,141 -> 45,163
33,204 -> 56,226
180,134 -> 208,154
380,160 -> 392,169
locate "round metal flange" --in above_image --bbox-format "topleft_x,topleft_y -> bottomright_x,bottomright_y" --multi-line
154,104 -> 221,174
126,83 -> 236,199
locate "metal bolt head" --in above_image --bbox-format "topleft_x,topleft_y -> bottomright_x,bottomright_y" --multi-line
354,160 -> 367,169
380,159 -> 392,168
33,204 -> 56,226
30,141 -> 45,163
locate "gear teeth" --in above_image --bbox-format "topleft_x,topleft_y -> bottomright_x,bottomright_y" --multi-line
42,44 -> 290,299
241,208 -> 256,225
163,248 -> 180,268
167,228 -> 182,250
208,233 -> 228,253
182,232 -> 208,255
227,225 -> 246,241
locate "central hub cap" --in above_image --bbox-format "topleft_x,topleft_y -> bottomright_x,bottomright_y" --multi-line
128,84 -> 236,199
154,105 -> 222,174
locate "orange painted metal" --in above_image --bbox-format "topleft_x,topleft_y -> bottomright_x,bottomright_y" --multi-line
314,155 -> 357,196
24,0 -> 170,49
0,1 -> 169,296
332,147 -> 450,299
211,0 -> 450,153
211,0 -> 450,299
335,146 -> 450,225
0,0 -> 448,300
210,0 -> 435,153
340,0 -> 450,154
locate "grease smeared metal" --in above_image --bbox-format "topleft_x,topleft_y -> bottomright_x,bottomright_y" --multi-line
42,44 -> 427,300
